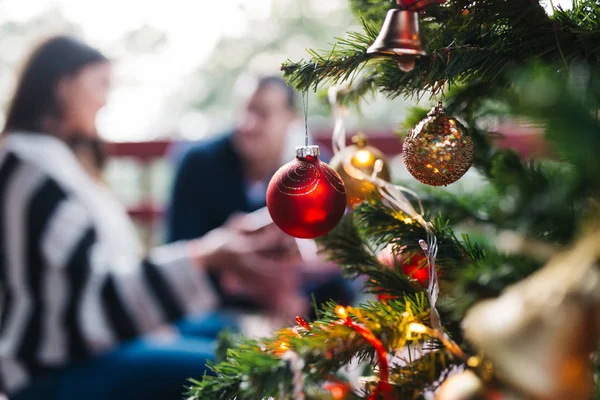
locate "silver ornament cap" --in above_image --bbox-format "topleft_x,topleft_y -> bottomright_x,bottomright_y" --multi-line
296,145 -> 320,159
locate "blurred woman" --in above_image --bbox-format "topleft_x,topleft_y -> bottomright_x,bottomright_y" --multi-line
0,35 -> 297,400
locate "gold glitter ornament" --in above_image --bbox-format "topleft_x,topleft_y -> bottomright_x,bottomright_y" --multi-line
402,102 -> 474,186
329,134 -> 391,207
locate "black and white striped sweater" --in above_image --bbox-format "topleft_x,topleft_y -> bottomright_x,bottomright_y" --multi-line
0,133 -> 217,395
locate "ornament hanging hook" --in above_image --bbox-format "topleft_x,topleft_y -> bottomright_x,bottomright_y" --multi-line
301,89 -> 309,147
431,48 -> 451,100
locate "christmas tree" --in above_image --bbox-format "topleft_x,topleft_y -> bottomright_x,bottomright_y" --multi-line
188,1 -> 600,399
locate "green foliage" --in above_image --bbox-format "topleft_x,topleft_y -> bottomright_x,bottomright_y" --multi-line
507,65 -> 600,193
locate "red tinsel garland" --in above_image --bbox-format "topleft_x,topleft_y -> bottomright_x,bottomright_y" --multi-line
335,306 -> 391,400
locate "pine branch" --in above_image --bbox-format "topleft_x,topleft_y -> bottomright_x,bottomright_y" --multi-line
282,24 -> 378,92
415,186 -> 495,224
352,200 -> 468,268
189,298 -> 443,400
326,74 -> 380,108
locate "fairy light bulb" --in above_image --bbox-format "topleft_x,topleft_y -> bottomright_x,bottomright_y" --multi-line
335,305 -> 348,319
408,322 -> 428,334
354,149 -> 373,165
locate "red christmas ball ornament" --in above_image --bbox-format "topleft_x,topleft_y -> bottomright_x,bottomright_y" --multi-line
377,244 -> 432,287
267,146 -> 347,239
402,253 -> 430,287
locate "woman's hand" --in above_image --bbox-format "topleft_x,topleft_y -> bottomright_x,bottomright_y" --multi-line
188,222 -> 308,319
223,209 -> 300,261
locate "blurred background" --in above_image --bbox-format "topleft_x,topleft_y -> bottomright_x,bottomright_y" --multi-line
0,0 -> 568,248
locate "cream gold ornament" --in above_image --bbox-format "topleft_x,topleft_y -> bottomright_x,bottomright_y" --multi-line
462,227 -> 600,400
329,134 -> 391,207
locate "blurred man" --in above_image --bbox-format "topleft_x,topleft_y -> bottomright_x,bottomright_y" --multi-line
167,76 -> 353,314
168,77 -> 297,240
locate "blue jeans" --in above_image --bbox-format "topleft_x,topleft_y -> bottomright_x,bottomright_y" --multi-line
14,312 -> 238,400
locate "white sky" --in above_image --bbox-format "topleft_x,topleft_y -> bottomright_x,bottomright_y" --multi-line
0,0 -> 574,142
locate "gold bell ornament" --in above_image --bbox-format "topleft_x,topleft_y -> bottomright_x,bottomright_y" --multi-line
462,226 -> 600,400
329,134 -> 391,207
367,0 -> 430,72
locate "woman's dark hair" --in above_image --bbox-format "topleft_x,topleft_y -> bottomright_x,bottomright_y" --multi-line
4,35 -> 108,133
